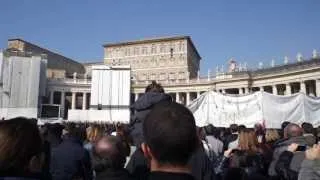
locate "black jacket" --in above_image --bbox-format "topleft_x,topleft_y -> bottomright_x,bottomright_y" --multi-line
189,147 -> 216,180
147,172 -> 195,180
0,178 -> 39,180
268,136 -> 307,177
130,92 -> 172,146
275,151 -> 297,180
50,137 -> 93,180
126,148 -> 149,180
95,169 -> 133,180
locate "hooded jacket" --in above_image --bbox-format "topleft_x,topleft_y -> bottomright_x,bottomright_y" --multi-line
129,92 -> 172,147
268,136 -> 307,177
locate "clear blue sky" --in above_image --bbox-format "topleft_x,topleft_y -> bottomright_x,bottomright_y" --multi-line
1,0 -> 319,74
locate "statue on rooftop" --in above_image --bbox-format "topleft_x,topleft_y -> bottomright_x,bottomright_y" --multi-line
271,59 -> 275,67
243,62 -> 247,71
296,53 -> 303,62
284,56 -> 289,64
313,49 -> 318,58
215,66 -> 219,75
238,62 -> 243,71
228,58 -> 237,72
220,65 -> 224,73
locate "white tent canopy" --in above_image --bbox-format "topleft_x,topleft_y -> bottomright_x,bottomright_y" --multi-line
188,91 -> 320,128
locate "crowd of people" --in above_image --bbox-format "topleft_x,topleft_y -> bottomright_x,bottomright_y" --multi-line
0,81 -> 319,180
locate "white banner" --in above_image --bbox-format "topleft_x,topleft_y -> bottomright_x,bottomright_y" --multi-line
189,91 -> 320,128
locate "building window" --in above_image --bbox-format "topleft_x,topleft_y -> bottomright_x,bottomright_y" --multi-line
134,47 -> 139,55
151,44 -> 156,54
160,44 -> 165,53
125,48 -> 130,56
170,48 -> 174,58
142,47 -> 147,55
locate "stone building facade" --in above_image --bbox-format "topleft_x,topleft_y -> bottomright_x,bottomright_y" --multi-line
103,36 -> 201,83
3,36 -> 320,119
7,39 -> 85,78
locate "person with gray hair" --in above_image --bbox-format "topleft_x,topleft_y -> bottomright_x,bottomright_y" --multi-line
268,123 -> 308,178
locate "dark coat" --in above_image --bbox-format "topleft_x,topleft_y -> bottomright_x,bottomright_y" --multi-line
275,151 -> 298,180
189,147 -> 216,180
147,172 -> 195,180
268,136 -> 307,177
95,169 -> 133,180
125,148 -> 149,180
0,178 -> 39,180
50,137 -> 93,180
130,92 -> 172,146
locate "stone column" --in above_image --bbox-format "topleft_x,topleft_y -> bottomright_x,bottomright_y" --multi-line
73,72 -> 77,83
244,87 -> 249,94
176,92 -> 180,103
197,92 -> 200,98
186,92 -> 190,106
272,85 -> 278,95
222,89 -> 226,94
260,86 -> 264,92
135,93 -> 139,101
49,91 -> 54,104
300,81 -> 306,94
316,79 -> 320,97
239,88 -> 243,94
71,92 -> 76,109
60,91 -> 65,118
82,92 -> 87,110
286,83 -> 292,95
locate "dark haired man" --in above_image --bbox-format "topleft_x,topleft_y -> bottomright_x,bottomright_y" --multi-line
141,101 -> 199,180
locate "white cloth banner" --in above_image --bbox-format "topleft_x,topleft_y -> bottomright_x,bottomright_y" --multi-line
188,91 -> 320,128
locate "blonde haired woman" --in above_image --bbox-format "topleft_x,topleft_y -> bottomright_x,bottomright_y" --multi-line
84,125 -> 103,151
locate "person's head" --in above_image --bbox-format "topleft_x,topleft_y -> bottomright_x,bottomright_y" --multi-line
94,135 -> 127,170
204,124 -> 215,136
230,124 -> 238,134
301,122 -> 314,134
86,125 -> 103,143
65,123 -> 86,142
284,123 -> 303,138
265,129 -> 280,143
0,117 -> 44,176
47,123 -> 64,139
254,123 -> 265,136
281,121 -> 290,131
142,101 -> 199,171
238,125 -> 246,133
238,129 -> 259,154
205,125 -> 220,139
145,81 -> 164,93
